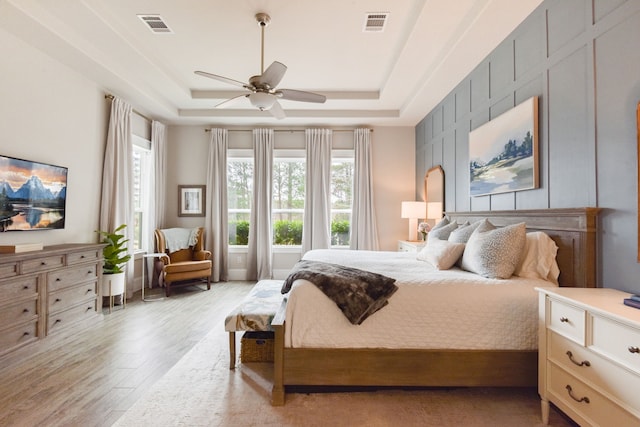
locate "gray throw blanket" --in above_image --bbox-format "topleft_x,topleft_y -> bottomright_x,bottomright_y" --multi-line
281,260 -> 398,325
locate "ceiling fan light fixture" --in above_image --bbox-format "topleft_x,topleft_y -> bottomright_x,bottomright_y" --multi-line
249,92 -> 276,110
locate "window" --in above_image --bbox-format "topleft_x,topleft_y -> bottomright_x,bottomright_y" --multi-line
272,155 -> 305,246
227,155 -> 253,245
132,136 -> 151,252
331,153 -> 354,247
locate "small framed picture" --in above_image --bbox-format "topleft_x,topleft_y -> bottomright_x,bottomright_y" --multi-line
178,185 -> 206,217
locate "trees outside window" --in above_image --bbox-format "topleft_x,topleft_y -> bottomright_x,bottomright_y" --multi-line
227,157 -> 253,245
227,149 -> 353,248
272,158 -> 305,245
331,158 -> 353,247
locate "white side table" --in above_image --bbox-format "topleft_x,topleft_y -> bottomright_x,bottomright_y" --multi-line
142,252 -> 167,302
397,240 -> 426,252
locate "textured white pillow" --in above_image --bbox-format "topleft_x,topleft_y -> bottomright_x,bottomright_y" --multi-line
514,232 -> 559,284
448,219 -> 485,244
431,217 -> 450,230
428,221 -> 458,240
460,222 -> 527,279
417,238 -> 466,270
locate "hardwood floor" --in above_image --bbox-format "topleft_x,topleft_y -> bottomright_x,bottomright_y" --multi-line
0,281 -> 254,427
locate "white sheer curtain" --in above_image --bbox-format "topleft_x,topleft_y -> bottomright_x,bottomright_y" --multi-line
99,97 -> 135,294
144,120 -> 167,288
247,129 -> 273,280
301,128 -> 332,253
205,128 -> 228,282
350,128 -> 379,250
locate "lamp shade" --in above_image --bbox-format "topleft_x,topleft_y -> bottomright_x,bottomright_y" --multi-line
427,202 -> 443,220
401,201 -> 426,219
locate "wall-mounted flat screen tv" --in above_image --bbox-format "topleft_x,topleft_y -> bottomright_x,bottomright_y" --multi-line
0,155 -> 67,232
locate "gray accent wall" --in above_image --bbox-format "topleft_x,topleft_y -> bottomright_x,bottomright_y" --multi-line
415,0 -> 640,292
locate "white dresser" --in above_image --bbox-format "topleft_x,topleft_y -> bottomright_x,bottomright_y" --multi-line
397,240 -> 425,252
536,287 -> 640,426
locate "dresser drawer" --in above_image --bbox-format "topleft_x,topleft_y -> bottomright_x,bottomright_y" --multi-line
67,249 -> 101,265
22,255 -> 65,274
548,297 -> 586,345
590,314 -> 640,376
549,331 -> 640,413
0,299 -> 38,328
0,321 -> 38,356
49,282 -> 97,314
0,275 -> 38,304
48,263 -> 98,292
47,300 -> 98,334
0,261 -> 18,279
548,363 -> 639,426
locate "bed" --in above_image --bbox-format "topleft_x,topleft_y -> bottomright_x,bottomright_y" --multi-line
271,208 -> 600,405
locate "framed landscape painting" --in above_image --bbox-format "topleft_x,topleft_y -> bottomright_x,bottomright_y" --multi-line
469,96 -> 539,197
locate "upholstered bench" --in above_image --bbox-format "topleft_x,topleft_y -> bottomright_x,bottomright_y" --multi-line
224,280 -> 285,369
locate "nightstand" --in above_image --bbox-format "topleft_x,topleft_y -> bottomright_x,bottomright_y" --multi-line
536,287 -> 640,426
397,240 -> 426,252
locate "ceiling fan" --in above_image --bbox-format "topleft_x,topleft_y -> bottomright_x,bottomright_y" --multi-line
195,12 -> 326,119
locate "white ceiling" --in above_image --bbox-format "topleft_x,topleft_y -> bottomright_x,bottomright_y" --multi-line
1,0 -> 542,127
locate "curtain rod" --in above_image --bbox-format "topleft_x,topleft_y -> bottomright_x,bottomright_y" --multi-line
204,128 -> 373,133
104,94 -> 152,123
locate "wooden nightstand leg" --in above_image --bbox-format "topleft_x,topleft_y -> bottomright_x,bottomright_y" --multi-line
541,398 -> 549,425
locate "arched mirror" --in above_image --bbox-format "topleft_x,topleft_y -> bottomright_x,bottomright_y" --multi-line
424,165 -> 445,228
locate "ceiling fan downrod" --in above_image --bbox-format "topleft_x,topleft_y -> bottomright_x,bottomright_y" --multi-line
255,13 -> 271,75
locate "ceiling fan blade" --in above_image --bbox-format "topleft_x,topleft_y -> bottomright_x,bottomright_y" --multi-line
215,94 -> 249,109
195,71 -> 249,89
277,89 -> 326,104
269,100 -> 286,119
259,61 -> 287,88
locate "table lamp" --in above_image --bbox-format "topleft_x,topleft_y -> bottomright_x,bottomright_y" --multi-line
401,201 -> 426,241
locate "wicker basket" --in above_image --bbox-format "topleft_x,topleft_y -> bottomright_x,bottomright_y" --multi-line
240,331 -> 275,362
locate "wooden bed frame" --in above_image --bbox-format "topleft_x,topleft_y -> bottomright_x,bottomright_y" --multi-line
271,208 -> 601,405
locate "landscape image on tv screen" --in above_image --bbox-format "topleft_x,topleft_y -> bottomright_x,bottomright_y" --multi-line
0,155 -> 67,232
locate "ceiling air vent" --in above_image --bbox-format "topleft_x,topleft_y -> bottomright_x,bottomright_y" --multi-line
363,12 -> 389,32
137,15 -> 173,34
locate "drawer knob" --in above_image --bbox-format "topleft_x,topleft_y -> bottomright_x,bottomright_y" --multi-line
629,346 -> 640,354
55,319 -> 61,323
41,261 -> 47,266
23,332 -> 30,336
560,316 -> 569,323
23,285 -> 29,290
80,255 -> 85,259
55,298 -> 61,302
566,385 -> 590,404
566,351 -> 590,367
23,308 -> 29,313
56,278 -> 61,281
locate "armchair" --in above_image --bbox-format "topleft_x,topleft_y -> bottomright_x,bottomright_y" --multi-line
154,227 -> 212,297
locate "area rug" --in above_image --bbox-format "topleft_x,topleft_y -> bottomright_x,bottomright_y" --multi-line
113,325 -> 573,427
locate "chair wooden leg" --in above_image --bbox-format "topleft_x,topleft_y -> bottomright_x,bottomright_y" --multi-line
165,282 -> 171,297
207,275 -> 211,291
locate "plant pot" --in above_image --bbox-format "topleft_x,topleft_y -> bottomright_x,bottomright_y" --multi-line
102,272 -> 125,296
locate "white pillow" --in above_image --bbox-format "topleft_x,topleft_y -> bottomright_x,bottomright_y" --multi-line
448,219 -> 485,244
431,217 -> 450,230
417,238 -> 466,270
428,221 -> 458,240
460,222 -> 527,279
514,232 -> 560,284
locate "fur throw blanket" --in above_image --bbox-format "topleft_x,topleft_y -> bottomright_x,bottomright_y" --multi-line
281,260 -> 398,325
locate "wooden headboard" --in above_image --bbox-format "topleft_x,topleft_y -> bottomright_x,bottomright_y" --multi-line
445,208 -> 601,288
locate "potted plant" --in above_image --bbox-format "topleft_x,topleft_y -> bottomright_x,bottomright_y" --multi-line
96,224 -> 131,310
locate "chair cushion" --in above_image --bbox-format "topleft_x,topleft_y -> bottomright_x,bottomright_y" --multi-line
164,260 -> 211,274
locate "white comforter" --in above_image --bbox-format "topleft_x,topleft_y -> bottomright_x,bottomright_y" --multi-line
284,249 -> 555,350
